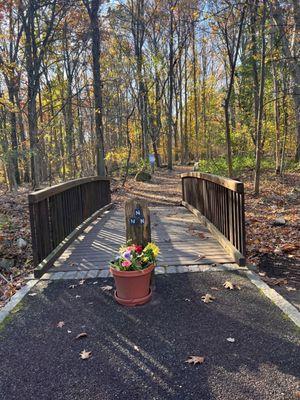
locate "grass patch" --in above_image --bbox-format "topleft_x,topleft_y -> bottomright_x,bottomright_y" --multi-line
0,302 -> 24,333
195,155 -> 300,177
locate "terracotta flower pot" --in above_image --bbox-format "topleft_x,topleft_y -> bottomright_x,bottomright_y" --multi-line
110,264 -> 155,307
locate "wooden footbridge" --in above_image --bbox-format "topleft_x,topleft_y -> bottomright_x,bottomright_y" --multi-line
28,172 -> 246,278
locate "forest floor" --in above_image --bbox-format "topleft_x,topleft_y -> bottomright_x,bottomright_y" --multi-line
0,165 -> 299,309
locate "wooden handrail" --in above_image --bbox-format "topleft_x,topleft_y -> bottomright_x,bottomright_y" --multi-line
181,172 -> 246,265
29,176 -> 111,276
181,172 -> 243,193
28,176 -> 110,203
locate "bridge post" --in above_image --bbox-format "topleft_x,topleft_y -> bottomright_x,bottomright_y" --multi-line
125,198 -> 151,246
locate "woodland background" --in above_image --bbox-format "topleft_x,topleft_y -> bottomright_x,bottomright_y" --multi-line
0,1 -> 299,305
0,0 -> 299,192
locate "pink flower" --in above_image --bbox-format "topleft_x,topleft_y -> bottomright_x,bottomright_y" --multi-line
121,260 -> 132,268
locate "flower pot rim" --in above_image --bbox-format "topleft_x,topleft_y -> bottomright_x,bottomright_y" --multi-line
110,263 -> 155,277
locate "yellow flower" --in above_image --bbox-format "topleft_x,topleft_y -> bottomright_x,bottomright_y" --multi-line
144,242 -> 160,258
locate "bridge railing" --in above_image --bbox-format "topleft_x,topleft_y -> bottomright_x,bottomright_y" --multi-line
28,177 -> 111,277
181,172 -> 245,265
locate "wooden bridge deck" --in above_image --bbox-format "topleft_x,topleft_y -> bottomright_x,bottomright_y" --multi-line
49,206 -> 234,274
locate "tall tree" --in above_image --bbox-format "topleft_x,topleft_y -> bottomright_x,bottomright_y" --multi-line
83,0 -> 106,176
254,0 -> 267,195
270,0 -> 300,162
20,0 -> 59,187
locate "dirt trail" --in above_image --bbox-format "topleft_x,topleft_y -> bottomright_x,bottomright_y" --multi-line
112,165 -> 192,207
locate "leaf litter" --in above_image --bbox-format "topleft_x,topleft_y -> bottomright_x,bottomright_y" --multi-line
80,350 -> 92,360
185,356 -> 205,365
201,294 -> 215,303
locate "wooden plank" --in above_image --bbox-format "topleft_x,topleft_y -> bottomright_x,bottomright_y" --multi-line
182,201 -> 246,266
33,203 -> 113,278
49,205 -> 237,274
181,172 -> 244,193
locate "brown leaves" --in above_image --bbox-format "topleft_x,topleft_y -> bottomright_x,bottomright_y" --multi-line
79,350 -> 92,360
75,332 -> 88,340
100,285 -> 113,291
280,243 -> 299,253
223,281 -> 241,290
201,294 -> 215,303
185,356 -> 205,365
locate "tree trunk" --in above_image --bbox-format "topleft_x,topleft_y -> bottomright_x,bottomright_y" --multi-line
254,0 -> 267,195
271,0 -> 300,161
271,29 -> 281,174
8,87 -> 20,185
167,4 -> 174,170
86,0 -> 106,176
222,7 -> 245,177
192,20 -> 199,157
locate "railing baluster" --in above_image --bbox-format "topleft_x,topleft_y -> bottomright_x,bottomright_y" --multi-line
29,177 -> 111,266
181,172 -> 245,260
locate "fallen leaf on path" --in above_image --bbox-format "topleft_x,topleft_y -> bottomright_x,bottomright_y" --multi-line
226,337 -> 235,343
57,321 -> 65,328
201,294 -> 215,303
80,350 -> 92,360
67,330 -> 72,334
75,332 -> 88,340
133,345 -> 140,352
75,295 -> 81,298
69,284 -> 77,289
101,285 -> 113,291
210,287 -> 220,291
79,279 -> 85,285
185,356 -> 205,365
223,281 -> 234,290
184,298 -> 191,302
223,281 -> 241,290
286,286 -> 296,292
28,293 -> 37,296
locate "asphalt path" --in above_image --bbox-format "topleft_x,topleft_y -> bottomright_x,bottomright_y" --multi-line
0,271 -> 299,400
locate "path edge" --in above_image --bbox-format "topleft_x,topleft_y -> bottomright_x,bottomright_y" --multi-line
0,280 -> 38,324
244,270 -> 300,328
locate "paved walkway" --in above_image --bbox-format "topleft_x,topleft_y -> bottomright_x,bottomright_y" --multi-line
0,271 -> 299,400
49,206 -> 234,276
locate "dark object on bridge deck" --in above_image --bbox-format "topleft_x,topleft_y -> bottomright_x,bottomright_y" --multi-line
28,177 -> 111,278
181,172 -> 246,265
125,198 -> 151,247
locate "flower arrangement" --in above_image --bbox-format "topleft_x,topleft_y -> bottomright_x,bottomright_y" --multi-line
110,242 -> 160,271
